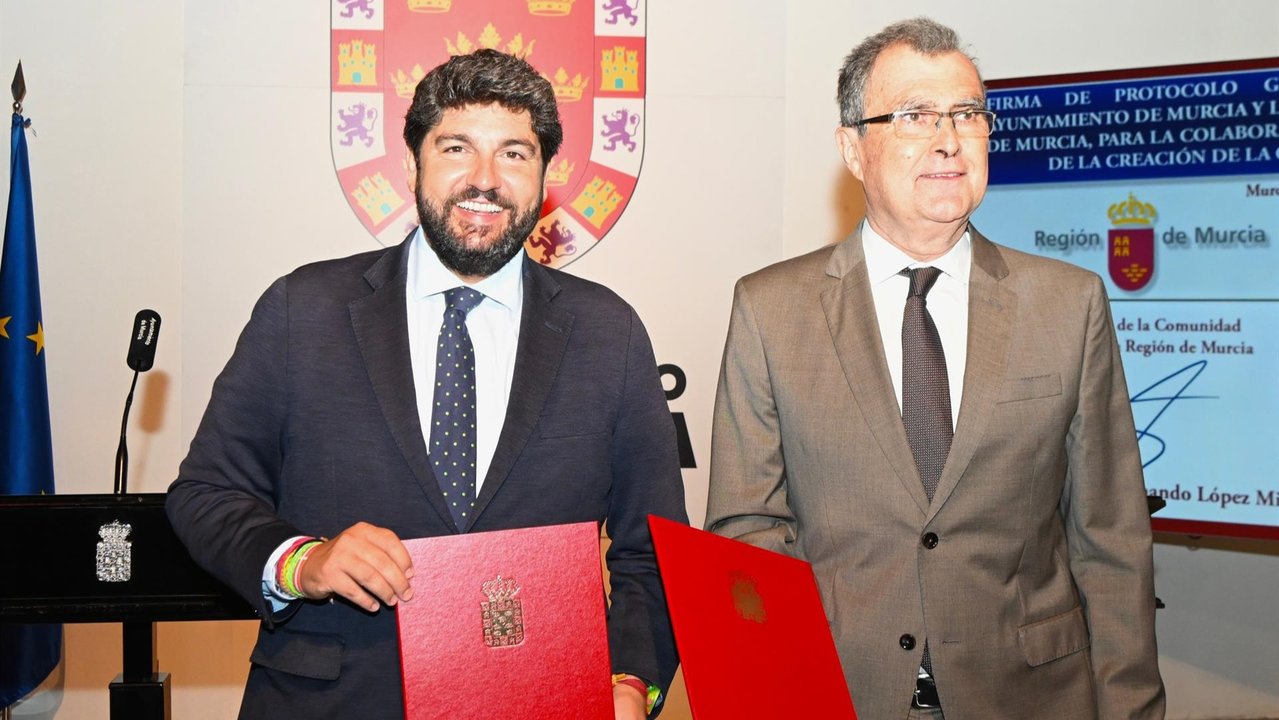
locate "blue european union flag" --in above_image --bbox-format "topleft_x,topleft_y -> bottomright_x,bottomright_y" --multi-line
0,111 -> 61,709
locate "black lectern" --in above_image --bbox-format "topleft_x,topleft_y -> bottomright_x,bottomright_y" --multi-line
0,493 -> 255,719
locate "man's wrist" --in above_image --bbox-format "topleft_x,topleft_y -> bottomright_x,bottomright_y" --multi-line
264,536 -> 308,603
611,673 -> 660,716
273,536 -> 324,599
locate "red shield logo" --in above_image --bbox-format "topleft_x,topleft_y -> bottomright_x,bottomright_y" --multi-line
330,0 -> 646,268
1106,193 -> 1157,291
1108,229 -> 1155,291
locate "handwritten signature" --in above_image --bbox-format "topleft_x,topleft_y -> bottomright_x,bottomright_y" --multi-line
1129,360 -> 1216,468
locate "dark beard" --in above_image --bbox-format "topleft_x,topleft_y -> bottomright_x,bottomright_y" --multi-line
416,186 -> 542,279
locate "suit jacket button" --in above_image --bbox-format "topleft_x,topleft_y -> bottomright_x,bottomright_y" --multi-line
899,634 -> 916,650
921,532 -> 939,549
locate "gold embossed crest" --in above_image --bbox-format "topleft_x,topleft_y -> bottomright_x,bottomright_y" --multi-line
730,571 -> 766,623
481,575 -> 524,647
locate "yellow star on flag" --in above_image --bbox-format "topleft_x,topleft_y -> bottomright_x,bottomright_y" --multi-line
26,322 -> 45,355
0,316 -> 10,339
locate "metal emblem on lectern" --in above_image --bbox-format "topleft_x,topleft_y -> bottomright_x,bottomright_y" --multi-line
481,575 -> 524,648
96,520 -> 132,582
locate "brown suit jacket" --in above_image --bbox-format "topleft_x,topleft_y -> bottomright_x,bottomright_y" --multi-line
706,226 -> 1164,720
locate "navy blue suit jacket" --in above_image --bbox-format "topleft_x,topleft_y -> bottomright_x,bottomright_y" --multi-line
167,237 -> 687,718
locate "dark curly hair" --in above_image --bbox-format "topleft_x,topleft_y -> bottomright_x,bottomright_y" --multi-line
403,49 -> 563,170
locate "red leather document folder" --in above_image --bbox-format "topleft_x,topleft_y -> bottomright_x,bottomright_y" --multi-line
397,522 -> 612,719
649,516 -> 857,719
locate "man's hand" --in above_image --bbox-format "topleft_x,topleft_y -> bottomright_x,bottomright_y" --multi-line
296,521 -> 414,612
612,682 -> 647,720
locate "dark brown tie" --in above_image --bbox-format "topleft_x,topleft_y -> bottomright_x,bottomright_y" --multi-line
901,266 -> 953,502
901,266 -> 953,682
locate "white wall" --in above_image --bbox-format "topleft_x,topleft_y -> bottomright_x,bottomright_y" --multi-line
1,1 -> 1275,717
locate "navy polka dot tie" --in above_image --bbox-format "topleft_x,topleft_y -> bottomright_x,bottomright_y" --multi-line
431,287 -> 484,529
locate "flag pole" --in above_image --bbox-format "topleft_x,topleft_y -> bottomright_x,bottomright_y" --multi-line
2,58 -> 62,715
11,61 -> 24,114
3,61 -> 23,720
2,62 -> 16,720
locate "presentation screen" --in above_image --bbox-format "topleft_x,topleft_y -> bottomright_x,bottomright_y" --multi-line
973,58 -> 1279,540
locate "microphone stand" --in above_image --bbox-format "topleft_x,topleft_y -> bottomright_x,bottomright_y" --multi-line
109,362 -> 167,718
113,369 -> 140,495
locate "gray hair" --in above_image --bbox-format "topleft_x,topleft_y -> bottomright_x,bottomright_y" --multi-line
836,17 -> 981,132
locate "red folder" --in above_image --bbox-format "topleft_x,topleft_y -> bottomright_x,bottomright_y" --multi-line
649,516 -> 857,719
397,522 -> 612,719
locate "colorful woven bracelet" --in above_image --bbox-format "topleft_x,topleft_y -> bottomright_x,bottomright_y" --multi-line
286,540 -> 325,598
276,537 -> 322,599
278,548 -> 306,598
273,537 -> 314,598
611,673 -> 661,715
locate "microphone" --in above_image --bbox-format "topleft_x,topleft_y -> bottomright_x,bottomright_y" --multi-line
115,310 -> 162,494
126,309 -> 161,372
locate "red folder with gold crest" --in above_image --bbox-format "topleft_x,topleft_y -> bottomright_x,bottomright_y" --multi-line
649,516 -> 858,719
396,522 -> 612,719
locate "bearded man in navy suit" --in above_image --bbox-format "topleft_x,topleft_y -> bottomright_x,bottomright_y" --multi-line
168,50 -> 685,719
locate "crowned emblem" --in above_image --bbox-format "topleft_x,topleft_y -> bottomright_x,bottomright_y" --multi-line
729,571 -> 766,624
481,575 -> 525,647
96,520 -> 133,583
330,0 -> 647,267
1107,192 -> 1157,292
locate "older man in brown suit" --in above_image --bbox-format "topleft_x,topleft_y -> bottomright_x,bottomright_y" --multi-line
705,17 -> 1165,720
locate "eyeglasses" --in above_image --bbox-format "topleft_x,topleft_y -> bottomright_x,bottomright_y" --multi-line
851,109 -> 997,139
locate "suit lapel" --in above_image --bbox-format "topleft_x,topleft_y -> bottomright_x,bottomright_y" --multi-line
929,228 -> 1014,516
467,258 -> 573,530
349,236 -> 458,531
822,230 -> 931,515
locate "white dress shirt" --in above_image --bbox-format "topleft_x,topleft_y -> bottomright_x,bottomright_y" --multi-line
861,221 -> 971,427
264,230 -> 524,605
405,227 -> 524,493
862,221 -> 972,683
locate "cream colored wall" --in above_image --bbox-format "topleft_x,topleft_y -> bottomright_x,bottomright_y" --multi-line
1,1 -> 1276,718
0,3 -> 194,716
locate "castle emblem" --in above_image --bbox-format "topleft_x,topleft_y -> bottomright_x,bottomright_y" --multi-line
480,575 -> 525,647
330,0 -> 647,266
1107,192 -> 1157,291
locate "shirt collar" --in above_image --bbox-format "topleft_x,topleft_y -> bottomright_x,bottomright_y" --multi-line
861,220 -> 972,288
407,227 -> 525,311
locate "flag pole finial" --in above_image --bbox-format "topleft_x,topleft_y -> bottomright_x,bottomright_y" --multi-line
12,61 -> 26,114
